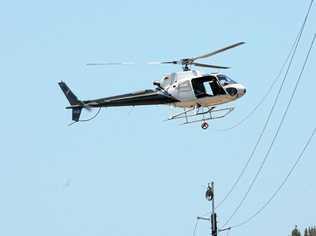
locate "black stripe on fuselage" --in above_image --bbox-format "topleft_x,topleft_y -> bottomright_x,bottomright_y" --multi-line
83,89 -> 179,108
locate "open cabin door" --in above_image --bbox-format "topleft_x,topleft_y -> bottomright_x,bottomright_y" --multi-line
191,76 -> 226,98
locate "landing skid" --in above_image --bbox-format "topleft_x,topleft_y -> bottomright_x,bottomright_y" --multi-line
167,106 -> 234,129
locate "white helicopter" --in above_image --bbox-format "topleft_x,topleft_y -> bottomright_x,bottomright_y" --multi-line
59,42 -> 246,129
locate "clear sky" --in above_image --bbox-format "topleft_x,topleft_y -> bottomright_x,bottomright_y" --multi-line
1,0 -> 315,235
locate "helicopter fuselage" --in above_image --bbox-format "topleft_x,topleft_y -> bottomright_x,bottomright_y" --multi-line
59,42 -> 246,127
59,70 -> 246,124
156,70 -> 246,108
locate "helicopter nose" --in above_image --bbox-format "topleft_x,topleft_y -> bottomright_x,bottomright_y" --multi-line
237,85 -> 246,97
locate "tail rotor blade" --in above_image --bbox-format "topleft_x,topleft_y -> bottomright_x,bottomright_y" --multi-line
84,106 -> 92,112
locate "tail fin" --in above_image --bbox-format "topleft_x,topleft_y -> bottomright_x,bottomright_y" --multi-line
58,81 -> 80,105
58,81 -> 82,122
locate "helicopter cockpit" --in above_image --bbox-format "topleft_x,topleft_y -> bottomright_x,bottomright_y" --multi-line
217,74 -> 237,86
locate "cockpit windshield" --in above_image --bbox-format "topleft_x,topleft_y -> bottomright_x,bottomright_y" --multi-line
217,74 -> 237,86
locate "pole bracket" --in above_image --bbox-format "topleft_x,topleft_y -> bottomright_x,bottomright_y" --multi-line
197,216 -> 210,221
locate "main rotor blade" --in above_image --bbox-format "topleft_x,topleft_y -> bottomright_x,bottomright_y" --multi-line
148,61 -> 179,65
192,62 -> 230,69
86,62 -> 135,66
192,42 -> 245,61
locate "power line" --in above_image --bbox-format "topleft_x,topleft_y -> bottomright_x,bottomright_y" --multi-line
222,32 -> 316,227
193,218 -> 199,236
213,33 -> 299,132
231,126 -> 316,229
194,127 -> 315,234
215,34 -> 298,209
215,0 -> 314,209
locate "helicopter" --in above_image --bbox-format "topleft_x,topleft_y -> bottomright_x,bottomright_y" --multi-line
59,42 -> 246,129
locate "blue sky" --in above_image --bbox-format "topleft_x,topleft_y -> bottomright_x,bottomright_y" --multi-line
1,0 -> 315,235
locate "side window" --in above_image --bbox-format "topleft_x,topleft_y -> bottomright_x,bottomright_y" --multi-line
220,78 -> 229,86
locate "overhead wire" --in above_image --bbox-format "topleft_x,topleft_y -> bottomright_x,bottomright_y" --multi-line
192,218 -> 199,236
213,33 -> 299,132
230,126 -> 316,229
215,34 -> 298,209
222,31 -> 316,228
215,0 -> 314,210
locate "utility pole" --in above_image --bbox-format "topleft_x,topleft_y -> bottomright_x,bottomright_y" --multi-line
197,182 -> 230,236
210,182 -> 217,236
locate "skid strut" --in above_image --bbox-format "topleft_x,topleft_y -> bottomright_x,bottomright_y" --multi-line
167,106 -> 234,129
